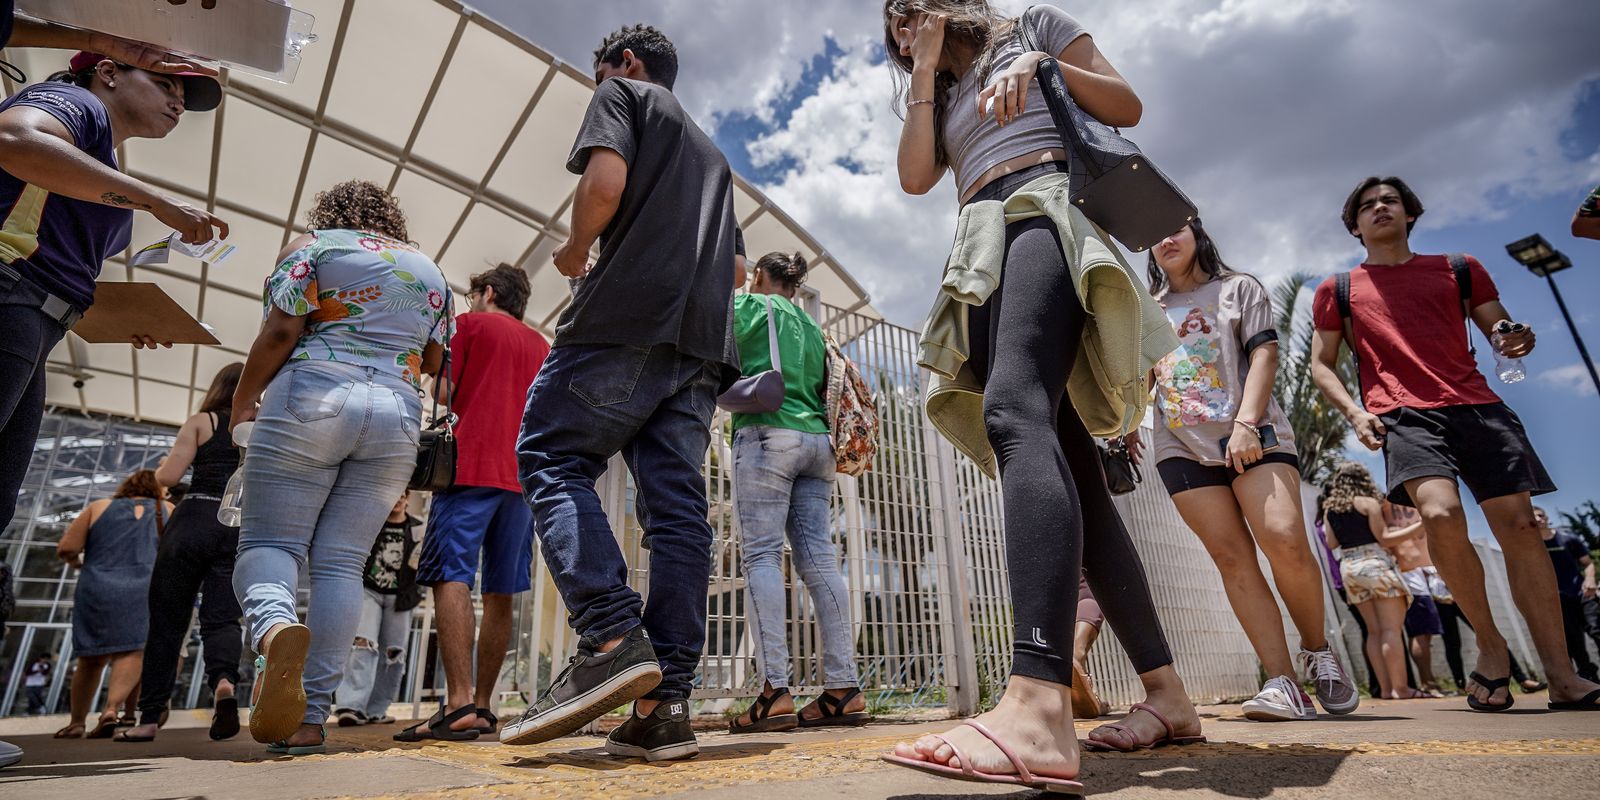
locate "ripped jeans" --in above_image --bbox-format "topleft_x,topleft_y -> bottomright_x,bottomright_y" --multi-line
333,589 -> 413,718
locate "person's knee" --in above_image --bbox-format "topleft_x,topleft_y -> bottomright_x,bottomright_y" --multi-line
982,392 -> 1052,452
383,646 -> 404,664
352,636 -> 376,651
1414,496 -> 1465,533
741,544 -> 783,574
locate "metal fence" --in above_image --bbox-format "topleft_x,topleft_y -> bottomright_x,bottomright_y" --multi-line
1,309 -> 1554,719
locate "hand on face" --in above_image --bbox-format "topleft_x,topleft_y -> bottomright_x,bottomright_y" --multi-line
895,13 -> 947,71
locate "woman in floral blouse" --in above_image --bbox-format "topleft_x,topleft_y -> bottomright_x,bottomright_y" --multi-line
230,180 -> 451,755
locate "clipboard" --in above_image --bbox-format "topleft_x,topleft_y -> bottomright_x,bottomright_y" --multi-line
72,283 -> 221,345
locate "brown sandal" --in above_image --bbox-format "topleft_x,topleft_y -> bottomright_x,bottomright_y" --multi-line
1083,702 -> 1206,752
1070,663 -> 1109,719
53,723 -> 86,739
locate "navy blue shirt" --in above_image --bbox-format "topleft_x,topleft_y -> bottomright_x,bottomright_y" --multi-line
1547,532 -> 1591,598
0,83 -> 133,311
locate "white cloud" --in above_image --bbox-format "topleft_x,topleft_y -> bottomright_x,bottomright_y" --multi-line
1536,361 -> 1599,396
473,0 -> 1600,327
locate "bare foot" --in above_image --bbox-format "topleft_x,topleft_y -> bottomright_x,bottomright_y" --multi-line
891,676 -> 1078,780
123,722 -> 160,740
1087,687 -> 1200,750
282,723 -> 324,748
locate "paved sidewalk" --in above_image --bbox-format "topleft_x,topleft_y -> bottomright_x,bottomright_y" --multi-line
1,694 -> 1595,799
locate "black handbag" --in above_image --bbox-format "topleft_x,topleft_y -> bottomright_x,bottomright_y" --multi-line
1099,439 -> 1142,496
410,290 -> 458,492
1019,6 -> 1198,253
716,295 -> 787,414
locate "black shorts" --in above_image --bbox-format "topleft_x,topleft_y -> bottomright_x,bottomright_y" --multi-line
1379,403 -> 1556,507
1404,594 -> 1444,637
1156,452 -> 1300,495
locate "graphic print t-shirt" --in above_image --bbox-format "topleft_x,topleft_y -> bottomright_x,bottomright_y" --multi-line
363,517 -> 417,594
1151,274 -> 1297,466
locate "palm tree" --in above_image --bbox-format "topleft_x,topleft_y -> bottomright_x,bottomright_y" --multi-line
1270,272 -> 1358,488
1558,500 -> 1600,553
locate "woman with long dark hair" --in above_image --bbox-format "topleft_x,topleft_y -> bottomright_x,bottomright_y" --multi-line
881,1 -> 1201,790
231,180 -> 449,755
118,363 -> 247,743
1130,220 -> 1359,721
54,470 -> 171,739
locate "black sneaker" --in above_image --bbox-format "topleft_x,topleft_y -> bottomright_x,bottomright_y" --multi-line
604,699 -> 699,762
499,626 -> 662,746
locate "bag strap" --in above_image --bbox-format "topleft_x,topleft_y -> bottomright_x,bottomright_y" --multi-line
1335,271 -> 1355,359
429,285 -> 456,434
1446,253 -> 1477,356
765,295 -> 782,372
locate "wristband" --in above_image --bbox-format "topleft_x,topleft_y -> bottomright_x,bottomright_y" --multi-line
906,98 -> 934,110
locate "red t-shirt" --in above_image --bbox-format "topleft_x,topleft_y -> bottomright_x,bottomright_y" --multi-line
1312,254 -> 1501,415
446,312 -> 550,492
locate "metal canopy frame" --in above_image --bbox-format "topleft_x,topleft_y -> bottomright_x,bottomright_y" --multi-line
2,0 -> 876,426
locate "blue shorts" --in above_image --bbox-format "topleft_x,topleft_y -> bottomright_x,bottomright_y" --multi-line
1404,594 -> 1444,637
416,486 -> 533,595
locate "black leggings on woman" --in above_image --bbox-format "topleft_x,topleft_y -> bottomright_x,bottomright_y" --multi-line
965,207 -> 1173,686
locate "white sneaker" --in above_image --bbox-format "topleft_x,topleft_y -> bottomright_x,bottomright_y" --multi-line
0,740 -> 21,769
1242,676 -> 1317,721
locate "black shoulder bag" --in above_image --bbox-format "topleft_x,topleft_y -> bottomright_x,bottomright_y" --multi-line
1019,6 -> 1198,253
1099,438 -> 1142,496
410,288 -> 458,492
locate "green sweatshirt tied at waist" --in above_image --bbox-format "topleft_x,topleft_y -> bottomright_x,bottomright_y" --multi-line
917,172 -> 1181,478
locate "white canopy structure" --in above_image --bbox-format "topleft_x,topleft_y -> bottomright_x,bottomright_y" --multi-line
1,0 -> 876,427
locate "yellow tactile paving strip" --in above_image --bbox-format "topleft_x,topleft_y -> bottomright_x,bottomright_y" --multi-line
318,727 -> 1600,800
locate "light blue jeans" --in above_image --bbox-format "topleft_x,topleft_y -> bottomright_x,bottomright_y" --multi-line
334,589 -> 412,718
233,361 -> 420,726
733,425 -> 858,690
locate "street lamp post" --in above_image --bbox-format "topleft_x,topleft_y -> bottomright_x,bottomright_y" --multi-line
1505,234 -> 1600,398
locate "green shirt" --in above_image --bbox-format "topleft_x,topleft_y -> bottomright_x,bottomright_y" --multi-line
731,293 -> 828,434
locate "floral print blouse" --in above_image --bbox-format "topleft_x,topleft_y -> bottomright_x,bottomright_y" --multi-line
264,229 -> 452,389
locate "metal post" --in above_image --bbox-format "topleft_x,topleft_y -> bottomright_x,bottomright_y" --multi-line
1543,271 -> 1600,397
921,376 -> 979,716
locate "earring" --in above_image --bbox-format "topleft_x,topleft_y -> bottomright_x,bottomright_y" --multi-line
108,81 -> 117,88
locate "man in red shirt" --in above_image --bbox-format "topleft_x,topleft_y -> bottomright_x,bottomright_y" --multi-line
402,264 -> 550,741
1310,176 -> 1599,713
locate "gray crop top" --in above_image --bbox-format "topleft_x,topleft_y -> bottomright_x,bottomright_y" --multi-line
942,5 -> 1088,198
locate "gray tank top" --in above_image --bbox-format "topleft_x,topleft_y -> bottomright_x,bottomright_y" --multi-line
942,5 -> 1088,197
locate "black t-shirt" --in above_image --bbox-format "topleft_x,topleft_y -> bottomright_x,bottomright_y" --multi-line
563,77 -> 741,385
1546,532 -> 1590,598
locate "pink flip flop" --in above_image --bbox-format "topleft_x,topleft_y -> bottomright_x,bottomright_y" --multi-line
1083,702 -> 1207,752
881,719 -> 1085,795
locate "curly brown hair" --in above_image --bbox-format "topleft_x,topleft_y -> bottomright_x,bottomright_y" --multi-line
305,180 -> 410,242
1322,461 -> 1381,514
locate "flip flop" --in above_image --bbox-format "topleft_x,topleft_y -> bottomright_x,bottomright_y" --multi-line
393,704 -> 481,742
250,623 -> 312,744
1548,688 -> 1600,711
1070,664 -> 1108,719
53,723 -> 85,739
798,687 -> 873,728
267,726 -> 327,756
210,697 -> 240,740
881,719 -> 1084,795
730,688 -> 799,734
84,717 -> 120,739
1083,702 -> 1207,752
1466,672 -> 1514,712
113,730 -> 156,743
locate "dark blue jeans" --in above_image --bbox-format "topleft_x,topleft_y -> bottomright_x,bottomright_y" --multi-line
517,343 -> 720,700
0,267 -> 70,527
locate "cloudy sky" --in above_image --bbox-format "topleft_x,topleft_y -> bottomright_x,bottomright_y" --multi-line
473,0 -> 1600,538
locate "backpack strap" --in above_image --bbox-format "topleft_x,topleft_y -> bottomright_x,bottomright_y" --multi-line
1446,253 -> 1477,356
1335,271 -> 1356,363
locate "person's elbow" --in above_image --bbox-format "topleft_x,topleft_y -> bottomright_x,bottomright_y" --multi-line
899,170 -> 939,195
1103,94 -> 1143,128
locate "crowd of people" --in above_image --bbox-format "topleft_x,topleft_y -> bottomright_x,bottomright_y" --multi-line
0,0 -> 1597,790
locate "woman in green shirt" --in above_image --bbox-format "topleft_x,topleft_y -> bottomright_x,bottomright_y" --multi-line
728,253 -> 869,733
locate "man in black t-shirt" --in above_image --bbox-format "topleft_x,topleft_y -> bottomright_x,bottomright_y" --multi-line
505,25 -> 739,761
1537,507 -> 1599,682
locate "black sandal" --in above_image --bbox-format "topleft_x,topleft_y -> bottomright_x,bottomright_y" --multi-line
798,688 -> 873,728
1548,688 -> 1600,711
1466,672 -> 1514,712
729,688 -> 799,733
475,708 -> 500,734
393,704 -> 481,742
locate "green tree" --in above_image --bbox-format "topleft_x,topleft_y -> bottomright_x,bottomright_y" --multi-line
1558,500 -> 1600,553
1269,272 -> 1360,488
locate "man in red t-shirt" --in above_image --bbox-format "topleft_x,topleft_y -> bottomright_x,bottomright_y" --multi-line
405,264 -> 550,741
1310,176 -> 1598,713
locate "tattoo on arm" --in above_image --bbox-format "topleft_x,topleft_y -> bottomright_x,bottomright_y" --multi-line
100,192 -> 152,210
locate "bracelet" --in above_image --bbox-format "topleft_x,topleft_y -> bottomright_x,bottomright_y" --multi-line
1233,419 -> 1260,437
906,98 -> 934,110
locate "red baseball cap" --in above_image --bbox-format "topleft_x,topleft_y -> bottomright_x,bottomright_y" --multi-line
68,51 -> 223,113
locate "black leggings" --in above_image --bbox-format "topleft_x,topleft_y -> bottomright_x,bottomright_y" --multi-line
137,498 -> 244,725
966,212 -> 1172,685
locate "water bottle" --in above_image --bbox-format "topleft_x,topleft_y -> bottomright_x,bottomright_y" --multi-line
1490,321 -> 1526,384
218,421 -> 254,527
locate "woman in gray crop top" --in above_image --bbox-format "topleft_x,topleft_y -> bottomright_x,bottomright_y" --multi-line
880,1 -> 1202,791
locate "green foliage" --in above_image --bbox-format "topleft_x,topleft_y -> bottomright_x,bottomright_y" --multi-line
1558,500 -> 1600,553
1270,273 -> 1359,488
